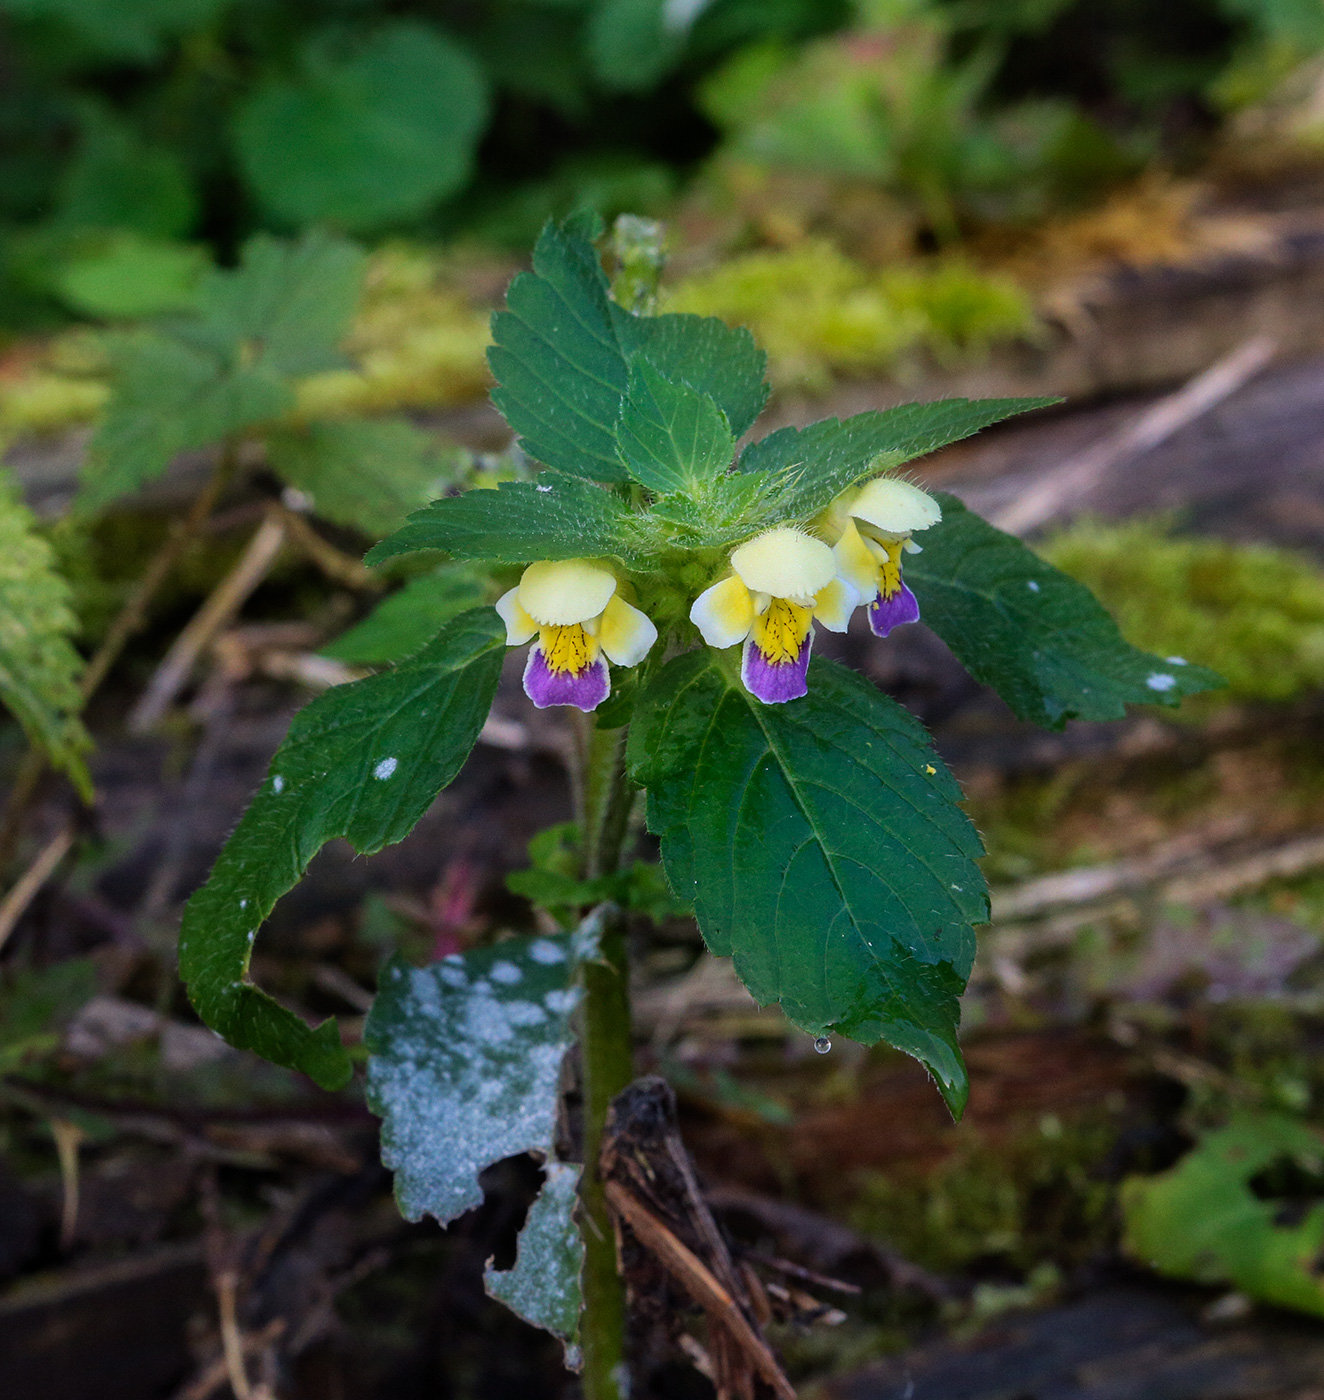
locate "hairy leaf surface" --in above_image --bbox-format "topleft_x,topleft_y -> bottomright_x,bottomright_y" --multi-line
179,611 -> 504,1088
366,477 -> 642,567
909,495 -> 1225,727
489,220 -> 769,481
629,650 -> 986,1115
323,565 -> 491,665
738,397 -> 1057,523
366,916 -> 601,1223
615,361 -> 734,495
0,476 -> 92,797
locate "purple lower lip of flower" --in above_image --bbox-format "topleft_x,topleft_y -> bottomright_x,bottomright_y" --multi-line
523,646 -> 611,712
868,583 -> 920,638
741,630 -> 813,704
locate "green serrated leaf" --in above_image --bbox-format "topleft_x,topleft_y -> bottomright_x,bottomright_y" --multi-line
194,230 -> 367,378
1122,1113 -> 1324,1317
616,361 -> 735,495
489,220 -> 632,483
485,1160 -> 584,1367
628,649 -> 985,1116
0,474 -> 92,797
366,476 -> 642,568
322,565 -> 492,665
267,419 -> 466,538
615,309 -> 769,438
234,23 -> 490,232
489,219 -> 769,481
738,397 -> 1057,523
908,495 -> 1225,728
178,610 -> 504,1089
79,331 -> 289,512
365,915 -> 603,1223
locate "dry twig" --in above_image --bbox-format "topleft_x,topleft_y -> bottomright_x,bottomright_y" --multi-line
0,821 -> 75,952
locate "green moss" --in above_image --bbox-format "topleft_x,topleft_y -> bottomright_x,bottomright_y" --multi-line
665,241 -> 1037,391
1043,517 -> 1324,706
849,1113 -> 1117,1276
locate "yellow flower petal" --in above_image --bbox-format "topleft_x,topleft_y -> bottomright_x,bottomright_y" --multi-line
832,518 -> 880,601
598,594 -> 658,667
495,586 -> 538,646
849,477 -> 941,538
813,576 -> 859,633
690,574 -> 755,649
518,559 -> 617,626
730,527 -> 835,601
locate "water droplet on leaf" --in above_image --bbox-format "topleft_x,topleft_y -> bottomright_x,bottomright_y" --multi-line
814,1036 -> 832,1055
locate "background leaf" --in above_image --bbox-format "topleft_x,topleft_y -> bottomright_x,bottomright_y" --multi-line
588,0 -> 694,92
193,230 -> 367,378
0,472 -> 92,797
365,916 -> 602,1223
322,564 -> 493,666
737,397 -> 1056,521
366,476 -> 642,568
908,494 -> 1225,727
485,1160 -> 584,1368
80,332 -> 289,512
267,419 -> 467,538
234,23 -> 490,231
628,649 -> 986,1115
55,234 -> 207,319
1122,1113 -> 1324,1317
615,360 -> 734,494
178,609 -> 505,1089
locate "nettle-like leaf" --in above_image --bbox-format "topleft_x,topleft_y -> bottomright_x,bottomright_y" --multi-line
79,230 -> 366,512
81,332 -> 289,513
0,474 -> 93,798
366,919 -> 599,1222
234,23 -> 490,232
909,495 -> 1225,727
179,610 -> 504,1088
615,361 -> 735,495
322,564 -> 492,666
1122,1113 -> 1324,1317
488,219 -> 767,484
629,649 -> 986,1116
192,230 -> 366,378
267,419 -> 466,538
485,1160 -> 584,1368
738,398 -> 1057,525
367,476 -> 644,568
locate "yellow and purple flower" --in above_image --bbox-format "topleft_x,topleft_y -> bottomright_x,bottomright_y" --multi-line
496,559 -> 657,712
827,477 -> 941,637
689,527 -> 857,704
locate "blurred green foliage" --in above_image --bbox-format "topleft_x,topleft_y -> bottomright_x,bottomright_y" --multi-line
1,0 -> 1323,335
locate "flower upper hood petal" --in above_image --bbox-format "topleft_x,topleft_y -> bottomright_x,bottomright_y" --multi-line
848,478 -> 941,538
730,527 -> 836,601
517,559 -> 618,626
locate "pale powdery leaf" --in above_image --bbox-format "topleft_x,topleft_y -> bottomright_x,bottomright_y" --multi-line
365,916 -> 603,1225
485,1161 -> 584,1367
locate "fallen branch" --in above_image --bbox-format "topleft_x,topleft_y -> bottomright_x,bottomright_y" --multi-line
989,335 -> 1276,535
129,509 -> 288,733
0,821 -> 75,952
605,1182 -> 796,1400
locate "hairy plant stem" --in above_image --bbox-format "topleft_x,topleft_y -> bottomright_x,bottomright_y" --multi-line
576,719 -> 637,1400
0,442 -> 238,871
